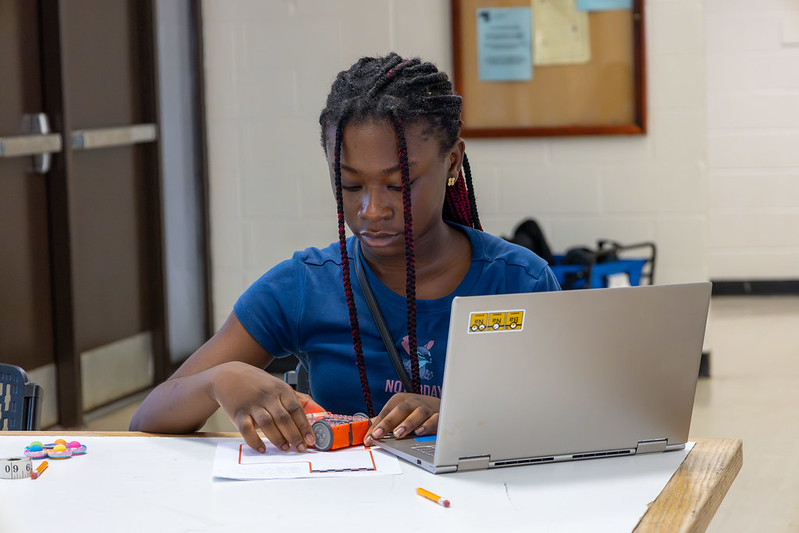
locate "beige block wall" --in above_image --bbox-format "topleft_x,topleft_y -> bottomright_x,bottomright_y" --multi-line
202,0 -> 710,329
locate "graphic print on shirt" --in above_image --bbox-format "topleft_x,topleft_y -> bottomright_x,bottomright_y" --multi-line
383,336 -> 441,397
401,336 -> 435,381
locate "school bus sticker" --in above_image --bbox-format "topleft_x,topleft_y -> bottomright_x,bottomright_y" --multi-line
505,311 -> 524,330
488,312 -> 506,330
468,310 -> 524,333
469,313 -> 488,332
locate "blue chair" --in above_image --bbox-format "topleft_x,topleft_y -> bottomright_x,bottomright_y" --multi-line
0,363 -> 43,431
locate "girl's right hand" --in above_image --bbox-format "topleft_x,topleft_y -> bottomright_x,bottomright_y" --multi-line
209,361 -> 324,453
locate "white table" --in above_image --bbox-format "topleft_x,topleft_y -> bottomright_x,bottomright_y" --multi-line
0,432 -> 741,532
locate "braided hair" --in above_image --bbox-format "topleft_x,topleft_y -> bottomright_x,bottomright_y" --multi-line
319,53 -> 481,416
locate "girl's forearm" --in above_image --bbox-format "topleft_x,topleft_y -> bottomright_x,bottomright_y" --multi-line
129,368 -> 220,434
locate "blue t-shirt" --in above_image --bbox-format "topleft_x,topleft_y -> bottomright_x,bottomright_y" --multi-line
234,224 -> 560,414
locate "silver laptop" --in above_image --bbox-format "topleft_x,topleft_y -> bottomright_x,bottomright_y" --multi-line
377,282 -> 712,474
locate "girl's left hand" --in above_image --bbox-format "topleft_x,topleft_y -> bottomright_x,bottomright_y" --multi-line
363,393 -> 440,446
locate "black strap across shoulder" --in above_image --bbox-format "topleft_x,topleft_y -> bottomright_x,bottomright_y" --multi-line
354,242 -> 415,393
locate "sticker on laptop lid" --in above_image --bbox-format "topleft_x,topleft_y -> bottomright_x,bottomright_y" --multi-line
468,310 -> 524,333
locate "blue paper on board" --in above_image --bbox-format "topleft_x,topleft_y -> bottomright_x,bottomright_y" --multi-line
576,0 -> 632,11
476,7 -> 533,82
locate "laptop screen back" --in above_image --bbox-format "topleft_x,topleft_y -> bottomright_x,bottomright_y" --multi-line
432,283 -> 711,469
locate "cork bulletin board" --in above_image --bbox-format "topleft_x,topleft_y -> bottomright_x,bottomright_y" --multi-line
451,0 -> 646,137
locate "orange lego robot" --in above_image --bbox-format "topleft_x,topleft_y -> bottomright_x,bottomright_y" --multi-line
306,412 -> 371,451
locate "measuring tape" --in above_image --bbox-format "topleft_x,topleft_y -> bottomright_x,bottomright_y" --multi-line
0,456 -> 32,479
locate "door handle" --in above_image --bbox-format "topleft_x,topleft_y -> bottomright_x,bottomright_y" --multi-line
0,134 -> 62,157
0,113 -> 62,174
71,123 -> 157,150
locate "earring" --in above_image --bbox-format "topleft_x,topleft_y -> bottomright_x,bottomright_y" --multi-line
447,175 -> 457,187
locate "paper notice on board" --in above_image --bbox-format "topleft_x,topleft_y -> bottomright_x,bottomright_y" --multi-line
576,0 -> 632,11
476,7 -> 534,81
532,0 -> 591,65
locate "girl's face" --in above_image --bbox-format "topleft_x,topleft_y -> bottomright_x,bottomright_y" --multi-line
326,118 -> 463,259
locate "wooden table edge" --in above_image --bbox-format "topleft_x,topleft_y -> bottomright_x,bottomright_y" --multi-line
634,438 -> 743,533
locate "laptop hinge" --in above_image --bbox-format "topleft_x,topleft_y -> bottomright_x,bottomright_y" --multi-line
636,438 -> 668,454
457,455 -> 490,471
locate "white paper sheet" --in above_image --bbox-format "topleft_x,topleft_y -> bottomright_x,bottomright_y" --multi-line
212,440 -> 401,480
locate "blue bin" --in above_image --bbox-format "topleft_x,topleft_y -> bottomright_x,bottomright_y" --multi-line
551,256 -> 649,290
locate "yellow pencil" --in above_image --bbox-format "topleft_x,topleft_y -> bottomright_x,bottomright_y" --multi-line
31,460 -> 48,480
416,487 -> 451,507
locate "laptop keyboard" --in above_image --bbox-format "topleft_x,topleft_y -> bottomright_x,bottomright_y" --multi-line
412,444 -> 436,457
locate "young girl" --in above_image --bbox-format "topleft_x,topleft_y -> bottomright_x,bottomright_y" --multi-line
130,53 -> 559,453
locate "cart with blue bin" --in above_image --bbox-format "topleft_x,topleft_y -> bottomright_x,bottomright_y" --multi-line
550,240 -> 657,290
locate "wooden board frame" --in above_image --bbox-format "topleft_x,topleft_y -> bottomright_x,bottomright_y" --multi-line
451,0 -> 646,137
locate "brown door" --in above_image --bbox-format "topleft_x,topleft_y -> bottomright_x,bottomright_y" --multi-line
1,0 -> 168,427
56,0 -> 164,421
0,0 -> 58,374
